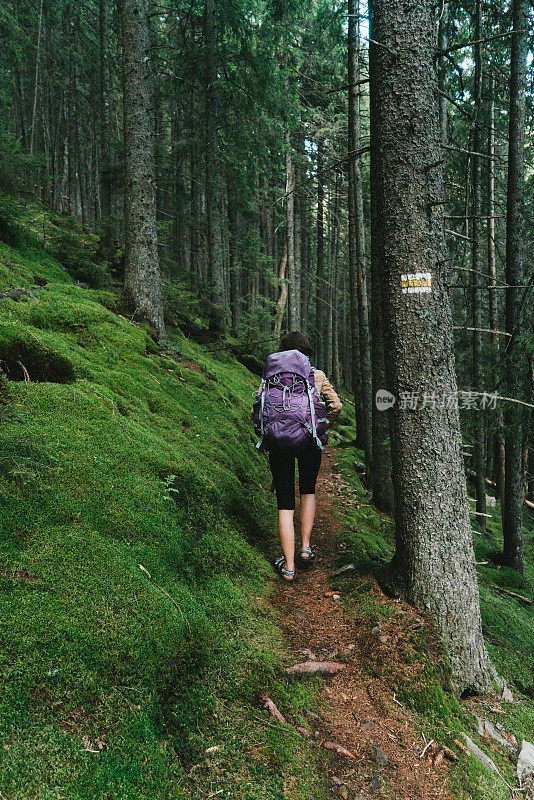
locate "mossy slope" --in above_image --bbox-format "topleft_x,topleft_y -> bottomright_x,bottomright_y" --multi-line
0,200 -> 325,800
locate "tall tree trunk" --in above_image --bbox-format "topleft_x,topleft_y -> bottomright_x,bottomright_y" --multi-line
487,72 -> 506,510
204,0 -> 226,332
294,133 -> 303,331
29,0 -> 44,156
348,0 -> 372,469
227,173 -> 241,337
286,128 -> 299,330
370,0 -> 493,693
503,0 -> 528,573
190,138 -> 201,281
99,0 -> 113,259
315,141 -> 325,367
471,0 -> 486,529
300,174 -> 309,335
274,243 -> 288,337
437,1 -> 448,145
368,5 -> 394,511
121,0 -> 166,344
325,174 -> 339,377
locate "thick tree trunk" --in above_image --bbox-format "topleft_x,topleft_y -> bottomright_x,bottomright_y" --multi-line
471,0 -> 486,530
121,0 -> 166,344
348,0 -> 373,469
370,0 -> 493,694
204,0 -> 226,332
368,6 -> 394,511
503,0 -> 528,574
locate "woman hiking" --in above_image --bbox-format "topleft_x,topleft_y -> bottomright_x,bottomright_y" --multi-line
253,332 -> 342,583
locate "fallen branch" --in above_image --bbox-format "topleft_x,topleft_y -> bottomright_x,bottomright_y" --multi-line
137,564 -> 191,634
419,739 -> 435,759
258,694 -> 286,723
490,585 -> 533,606
0,287 -> 41,301
322,741 -> 356,759
251,715 -> 302,738
466,469 -> 534,512
286,660 -> 346,677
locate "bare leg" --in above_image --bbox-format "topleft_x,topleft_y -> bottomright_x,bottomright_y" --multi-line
279,509 -> 295,572
300,493 -> 316,557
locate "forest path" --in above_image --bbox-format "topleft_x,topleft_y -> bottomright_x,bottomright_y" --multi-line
271,449 -> 454,800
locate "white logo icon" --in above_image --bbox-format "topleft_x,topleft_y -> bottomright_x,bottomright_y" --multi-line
375,389 -> 396,410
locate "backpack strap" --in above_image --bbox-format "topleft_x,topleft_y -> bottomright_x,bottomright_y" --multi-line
306,379 -> 324,450
255,381 -> 268,449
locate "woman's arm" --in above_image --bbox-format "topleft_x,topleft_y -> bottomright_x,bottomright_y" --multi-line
314,370 -> 342,426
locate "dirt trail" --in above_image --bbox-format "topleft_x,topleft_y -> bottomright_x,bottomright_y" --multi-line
271,448 -> 454,800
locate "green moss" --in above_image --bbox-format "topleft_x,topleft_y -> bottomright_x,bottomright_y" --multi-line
0,197 -> 325,799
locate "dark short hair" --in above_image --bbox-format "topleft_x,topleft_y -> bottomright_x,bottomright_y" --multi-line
279,331 -> 313,357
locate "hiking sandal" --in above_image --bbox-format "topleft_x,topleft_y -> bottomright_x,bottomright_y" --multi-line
274,556 -> 296,582
297,547 -> 316,568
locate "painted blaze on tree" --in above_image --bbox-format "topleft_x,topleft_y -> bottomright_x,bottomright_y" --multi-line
369,0 -> 494,694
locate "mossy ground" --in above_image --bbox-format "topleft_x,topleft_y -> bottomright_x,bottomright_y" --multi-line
0,196 -> 327,799
334,434 -> 534,800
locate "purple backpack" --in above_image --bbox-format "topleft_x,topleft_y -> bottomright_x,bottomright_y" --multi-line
253,349 -> 328,452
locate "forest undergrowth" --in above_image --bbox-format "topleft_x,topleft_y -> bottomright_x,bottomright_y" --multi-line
0,193 -> 533,800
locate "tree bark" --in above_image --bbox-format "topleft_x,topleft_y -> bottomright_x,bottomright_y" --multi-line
487,72 -> 506,511
204,0 -> 226,332
471,0 -> 486,530
227,173 -> 241,337
503,0 -> 528,574
121,0 -> 166,344
315,141 -> 325,367
369,4 -> 394,512
286,127 -> 299,330
99,0 -> 113,259
190,138 -> 201,281
348,0 -> 373,470
29,0 -> 44,156
437,2 -> 449,145
370,0 -> 493,694
274,242 -> 288,337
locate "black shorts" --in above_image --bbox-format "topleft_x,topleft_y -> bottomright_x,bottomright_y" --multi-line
268,442 -> 323,511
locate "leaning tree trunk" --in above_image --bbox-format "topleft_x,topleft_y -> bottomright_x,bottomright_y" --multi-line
503,0 -> 528,574
121,0 -> 166,344
370,0 -> 493,694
